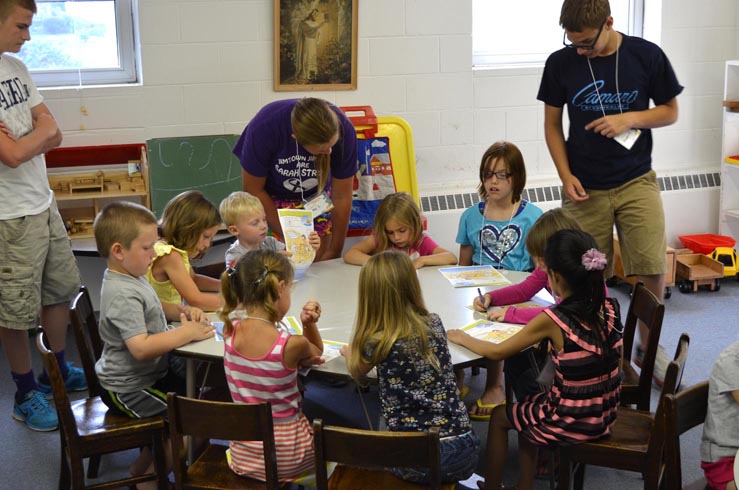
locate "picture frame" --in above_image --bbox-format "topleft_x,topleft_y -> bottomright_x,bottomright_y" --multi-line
274,0 -> 358,91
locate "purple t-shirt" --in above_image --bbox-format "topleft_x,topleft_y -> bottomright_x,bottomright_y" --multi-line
233,99 -> 358,200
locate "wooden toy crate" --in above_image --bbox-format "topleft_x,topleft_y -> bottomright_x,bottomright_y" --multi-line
675,253 -> 724,293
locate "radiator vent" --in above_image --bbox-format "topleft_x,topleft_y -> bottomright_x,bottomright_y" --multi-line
420,172 -> 720,213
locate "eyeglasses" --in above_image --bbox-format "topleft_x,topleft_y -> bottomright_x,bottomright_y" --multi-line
562,21 -> 606,50
483,170 -> 511,180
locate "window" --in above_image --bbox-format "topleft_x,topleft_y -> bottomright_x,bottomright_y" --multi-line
17,0 -> 138,88
473,0 -> 643,67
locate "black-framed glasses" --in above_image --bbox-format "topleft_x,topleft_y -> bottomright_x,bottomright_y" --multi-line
483,170 -> 511,180
562,21 -> 606,50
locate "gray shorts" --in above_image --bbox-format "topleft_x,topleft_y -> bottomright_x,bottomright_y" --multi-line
0,199 -> 81,330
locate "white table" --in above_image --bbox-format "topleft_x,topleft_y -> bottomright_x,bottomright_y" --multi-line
175,258 -> 531,395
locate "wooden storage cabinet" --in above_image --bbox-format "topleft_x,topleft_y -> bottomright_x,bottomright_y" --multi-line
46,144 -> 150,239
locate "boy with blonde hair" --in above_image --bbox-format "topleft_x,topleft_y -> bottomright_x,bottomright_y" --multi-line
219,191 -> 320,268
94,201 -> 215,483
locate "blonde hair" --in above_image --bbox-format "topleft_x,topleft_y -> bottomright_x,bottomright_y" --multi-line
160,191 -> 221,257
0,0 -> 36,22
219,250 -> 294,338
94,202 -> 158,258
525,208 -> 583,258
372,192 -> 423,252
347,251 -> 439,380
219,191 -> 263,227
291,97 -> 340,194
477,141 -> 527,204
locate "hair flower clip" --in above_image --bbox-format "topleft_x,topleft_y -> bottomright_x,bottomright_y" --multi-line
581,248 -> 607,271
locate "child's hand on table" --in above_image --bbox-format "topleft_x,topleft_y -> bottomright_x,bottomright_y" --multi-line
447,329 -> 471,347
178,305 -> 206,323
487,306 -> 508,322
179,313 -> 216,341
473,294 -> 492,313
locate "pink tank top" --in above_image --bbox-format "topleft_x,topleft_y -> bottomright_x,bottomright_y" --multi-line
224,322 -> 301,419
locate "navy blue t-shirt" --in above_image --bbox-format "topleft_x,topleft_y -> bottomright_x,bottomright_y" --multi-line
537,34 -> 683,190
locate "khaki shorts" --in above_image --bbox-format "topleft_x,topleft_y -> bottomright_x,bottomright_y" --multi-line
563,170 -> 666,278
0,199 -> 81,330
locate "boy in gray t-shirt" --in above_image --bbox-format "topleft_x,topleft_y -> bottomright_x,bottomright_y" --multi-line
701,340 -> 739,490
93,202 -> 216,477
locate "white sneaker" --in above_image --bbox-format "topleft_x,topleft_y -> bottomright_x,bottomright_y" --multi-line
652,344 -> 670,388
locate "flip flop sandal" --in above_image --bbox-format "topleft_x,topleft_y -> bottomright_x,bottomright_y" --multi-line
469,398 -> 505,421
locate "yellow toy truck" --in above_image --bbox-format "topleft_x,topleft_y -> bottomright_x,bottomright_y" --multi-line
710,247 -> 738,280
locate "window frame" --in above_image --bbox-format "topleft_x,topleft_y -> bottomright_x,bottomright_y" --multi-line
23,0 -> 139,88
472,0 -> 645,68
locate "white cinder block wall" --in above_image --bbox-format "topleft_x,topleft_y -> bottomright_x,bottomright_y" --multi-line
41,1 -> 737,264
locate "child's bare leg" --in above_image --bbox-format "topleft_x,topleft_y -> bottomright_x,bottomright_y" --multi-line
516,434 -> 538,490
469,360 -> 505,418
135,437 -> 175,490
455,368 -> 466,391
482,404 -> 513,489
130,447 -> 153,476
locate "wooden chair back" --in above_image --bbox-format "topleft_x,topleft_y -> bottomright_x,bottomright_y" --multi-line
69,285 -> 103,397
558,333 -> 690,490
37,330 -> 168,489
662,381 -> 710,489
621,282 -> 666,410
312,419 -> 444,490
166,393 -> 280,490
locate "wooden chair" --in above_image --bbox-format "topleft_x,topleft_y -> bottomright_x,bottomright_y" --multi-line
194,261 -> 226,279
558,333 -> 690,490
662,381 -> 710,489
37,331 -> 168,490
68,286 -> 103,396
621,282 -> 666,411
313,419 -> 456,490
166,393 -> 281,490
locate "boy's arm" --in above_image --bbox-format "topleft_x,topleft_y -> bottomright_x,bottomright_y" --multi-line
0,103 -> 62,168
584,97 -> 679,138
124,316 -> 215,361
544,104 -> 588,203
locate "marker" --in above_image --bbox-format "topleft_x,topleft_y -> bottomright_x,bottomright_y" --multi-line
477,288 -> 492,314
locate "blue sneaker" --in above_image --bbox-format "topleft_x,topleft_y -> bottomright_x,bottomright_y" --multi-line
38,362 -> 88,397
12,390 -> 59,431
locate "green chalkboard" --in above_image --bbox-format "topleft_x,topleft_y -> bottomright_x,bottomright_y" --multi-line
147,135 -> 242,218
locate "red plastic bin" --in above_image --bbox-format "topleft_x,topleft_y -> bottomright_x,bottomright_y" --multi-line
678,234 -> 736,255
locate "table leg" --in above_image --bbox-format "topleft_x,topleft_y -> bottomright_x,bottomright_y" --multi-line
186,358 -> 196,398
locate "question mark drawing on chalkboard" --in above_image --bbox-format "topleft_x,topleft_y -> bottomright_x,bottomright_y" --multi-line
147,134 -> 243,218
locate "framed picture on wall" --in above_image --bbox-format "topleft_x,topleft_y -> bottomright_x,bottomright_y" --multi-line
274,0 -> 358,91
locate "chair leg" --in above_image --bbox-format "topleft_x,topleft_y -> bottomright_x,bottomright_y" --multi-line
573,462 -> 586,490
59,441 -> 71,490
87,454 -> 101,479
152,432 -> 169,489
558,452 -> 571,490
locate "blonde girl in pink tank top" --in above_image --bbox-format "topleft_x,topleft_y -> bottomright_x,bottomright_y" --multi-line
219,250 -> 325,484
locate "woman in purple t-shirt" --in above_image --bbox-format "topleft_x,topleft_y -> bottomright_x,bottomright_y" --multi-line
234,98 -> 358,261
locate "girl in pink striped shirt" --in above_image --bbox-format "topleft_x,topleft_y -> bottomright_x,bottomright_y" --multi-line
220,250 -> 324,484
449,230 -> 623,490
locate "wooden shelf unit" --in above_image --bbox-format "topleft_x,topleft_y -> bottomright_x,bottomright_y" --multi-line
720,62 -> 739,241
46,144 -> 150,239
